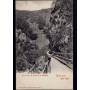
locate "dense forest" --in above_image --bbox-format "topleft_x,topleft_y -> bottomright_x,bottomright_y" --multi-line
16,9 -> 51,73
16,0 -> 73,72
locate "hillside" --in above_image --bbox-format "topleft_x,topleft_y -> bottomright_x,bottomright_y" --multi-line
16,8 -> 51,73
16,8 -> 51,25
48,0 -> 73,59
16,0 -> 73,72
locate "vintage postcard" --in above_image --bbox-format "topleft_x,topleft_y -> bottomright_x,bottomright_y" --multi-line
16,0 -> 73,89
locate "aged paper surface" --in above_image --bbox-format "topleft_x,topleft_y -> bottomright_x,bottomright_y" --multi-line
16,0 -> 73,89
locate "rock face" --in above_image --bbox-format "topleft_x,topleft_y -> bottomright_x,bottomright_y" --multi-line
48,0 -> 73,59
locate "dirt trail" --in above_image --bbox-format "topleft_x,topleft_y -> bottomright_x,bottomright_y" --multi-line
51,57 -> 72,73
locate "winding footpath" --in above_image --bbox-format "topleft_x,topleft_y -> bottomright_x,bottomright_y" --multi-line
47,51 -> 72,73
51,57 -> 72,73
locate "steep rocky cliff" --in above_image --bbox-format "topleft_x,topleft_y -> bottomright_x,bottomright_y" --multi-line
48,0 -> 73,59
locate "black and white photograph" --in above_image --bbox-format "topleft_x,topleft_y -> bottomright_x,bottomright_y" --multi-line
16,0 -> 73,73
3,0 -> 90,90
16,0 -> 73,89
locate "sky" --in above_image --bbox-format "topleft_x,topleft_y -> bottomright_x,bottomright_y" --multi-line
16,0 -> 54,11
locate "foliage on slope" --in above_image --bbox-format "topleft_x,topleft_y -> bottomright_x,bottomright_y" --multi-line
16,10 -> 51,72
47,0 -> 73,59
